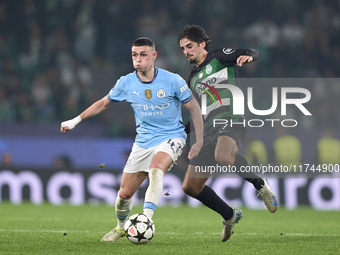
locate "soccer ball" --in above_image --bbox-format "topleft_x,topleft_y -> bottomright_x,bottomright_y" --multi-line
124,213 -> 155,244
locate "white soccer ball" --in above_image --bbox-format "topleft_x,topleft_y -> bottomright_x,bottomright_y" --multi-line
124,213 -> 155,244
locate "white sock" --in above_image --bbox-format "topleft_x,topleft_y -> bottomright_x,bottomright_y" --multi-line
115,193 -> 132,229
143,168 -> 164,219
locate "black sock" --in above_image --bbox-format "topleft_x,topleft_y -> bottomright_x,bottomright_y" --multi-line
234,154 -> 264,190
195,185 -> 234,221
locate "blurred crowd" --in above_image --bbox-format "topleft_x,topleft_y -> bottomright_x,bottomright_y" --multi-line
0,0 -> 339,134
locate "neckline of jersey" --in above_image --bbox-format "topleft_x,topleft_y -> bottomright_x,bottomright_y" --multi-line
194,51 -> 212,72
135,67 -> 159,84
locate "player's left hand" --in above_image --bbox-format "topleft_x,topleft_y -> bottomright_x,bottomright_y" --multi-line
237,55 -> 253,67
188,142 -> 203,160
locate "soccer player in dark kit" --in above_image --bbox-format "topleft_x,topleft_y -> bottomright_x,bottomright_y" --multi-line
178,24 -> 278,242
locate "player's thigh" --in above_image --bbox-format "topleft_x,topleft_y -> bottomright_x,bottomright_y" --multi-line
216,135 -> 239,155
215,135 -> 239,166
149,151 -> 173,174
182,164 -> 209,196
124,143 -> 153,174
119,171 -> 148,199
214,123 -> 246,165
151,138 -> 186,173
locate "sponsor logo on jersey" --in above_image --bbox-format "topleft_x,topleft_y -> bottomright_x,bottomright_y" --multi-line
132,103 -> 170,111
205,64 -> 212,75
199,72 -> 203,79
180,84 -> 188,93
145,89 -> 152,100
198,82 -> 223,106
223,48 -> 235,55
156,89 -> 166,98
132,102 -> 171,116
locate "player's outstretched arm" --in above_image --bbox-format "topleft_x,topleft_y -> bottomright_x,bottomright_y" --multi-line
60,96 -> 112,132
236,48 -> 259,67
184,97 -> 204,159
237,55 -> 253,67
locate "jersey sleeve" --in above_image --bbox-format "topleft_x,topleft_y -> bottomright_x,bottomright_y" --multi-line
173,74 -> 193,104
107,77 -> 127,103
216,47 -> 259,65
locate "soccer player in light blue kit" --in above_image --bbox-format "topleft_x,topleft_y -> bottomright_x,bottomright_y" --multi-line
60,37 -> 204,242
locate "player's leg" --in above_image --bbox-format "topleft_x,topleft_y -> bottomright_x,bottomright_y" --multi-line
183,165 -> 237,223
182,137 -> 236,222
215,135 -> 264,189
217,124 -> 265,188
117,171 -> 149,225
101,171 -> 148,241
183,164 -> 242,242
215,135 -> 278,213
101,172 -> 147,241
102,143 -> 151,241
213,136 -> 246,242
143,151 -> 172,219
232,152 -> 278,212
143,138 -> 185,219
182,164 -> 209,197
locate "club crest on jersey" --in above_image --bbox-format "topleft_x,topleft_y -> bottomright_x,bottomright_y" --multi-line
145,89 -> 152,100
156,89 -> 166,98
206,64 -> 212,75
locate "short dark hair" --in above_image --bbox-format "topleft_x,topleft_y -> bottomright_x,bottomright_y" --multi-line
132,37 -> 155,50
178,25 -> 212,52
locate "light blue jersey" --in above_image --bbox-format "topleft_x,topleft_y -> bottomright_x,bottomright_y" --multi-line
107,67 -> 193,148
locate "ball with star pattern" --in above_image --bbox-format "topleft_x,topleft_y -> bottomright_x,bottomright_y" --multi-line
124,213 -> 155,244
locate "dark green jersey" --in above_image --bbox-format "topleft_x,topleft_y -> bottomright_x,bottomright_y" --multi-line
188,47 -> 259,130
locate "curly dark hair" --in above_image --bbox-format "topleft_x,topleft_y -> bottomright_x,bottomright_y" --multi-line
178,25 -> 212,52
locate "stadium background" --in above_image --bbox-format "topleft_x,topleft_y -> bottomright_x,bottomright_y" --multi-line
0,0 -> 339,210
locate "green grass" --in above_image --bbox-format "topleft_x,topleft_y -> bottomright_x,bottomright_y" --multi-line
0,203 -> 339,255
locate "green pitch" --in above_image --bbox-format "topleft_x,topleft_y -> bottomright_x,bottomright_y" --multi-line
0,203 -> 339,255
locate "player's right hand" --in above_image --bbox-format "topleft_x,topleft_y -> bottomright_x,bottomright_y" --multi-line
60,123 -> 70,132
60,120 -> 73,132
188,141 -> 203,160
60,116 -> 82,132
237,55 -> 253,66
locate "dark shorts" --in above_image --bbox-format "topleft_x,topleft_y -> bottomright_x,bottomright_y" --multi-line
190,123 -> 247,167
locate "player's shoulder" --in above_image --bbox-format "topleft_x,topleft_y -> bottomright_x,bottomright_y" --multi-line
157,68 -> 179,78
115,71 -> 137,86
157,68 -> 184,83
203,48 -> 230,63
120,71 -> 137,82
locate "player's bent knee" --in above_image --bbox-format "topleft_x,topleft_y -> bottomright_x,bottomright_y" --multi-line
118,189 -> 134,200
149,162 -> 162,170
182,184 -> 193,196
182,183 -> 201,197
215,153 -> 235,167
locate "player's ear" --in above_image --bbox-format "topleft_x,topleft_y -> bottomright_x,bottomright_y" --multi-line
153,50 -> 158,60
198,41 -> 206,50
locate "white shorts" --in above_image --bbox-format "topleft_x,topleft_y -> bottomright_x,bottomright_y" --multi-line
123,138 -> 186,173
